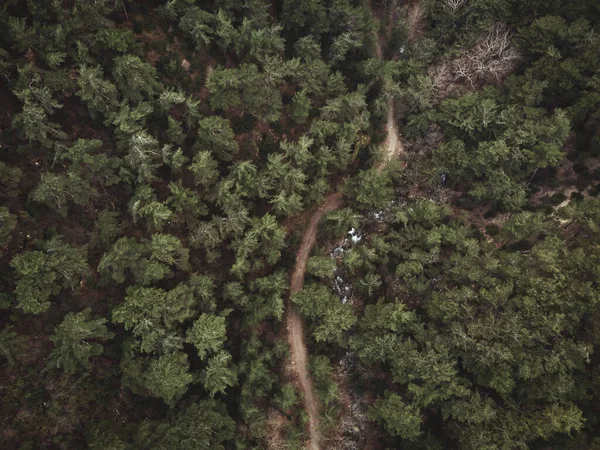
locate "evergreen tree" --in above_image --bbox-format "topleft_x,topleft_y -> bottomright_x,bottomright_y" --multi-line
47,308 -> 113,374
11,237 -> 88,314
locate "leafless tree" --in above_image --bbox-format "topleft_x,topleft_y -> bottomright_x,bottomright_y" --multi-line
467,23 -> 520,84
442,0 -> 467,14
429,23 -> 520,100
428,61 -> 458,99
264,408 -> 288,450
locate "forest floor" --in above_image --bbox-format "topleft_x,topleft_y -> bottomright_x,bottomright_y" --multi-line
286,8 -> 403,450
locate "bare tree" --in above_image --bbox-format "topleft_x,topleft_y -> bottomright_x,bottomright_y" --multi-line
467,23 -> 520,84
442,0 -> 467,14
264,408 -> 288,450
428,61 -> 458,99
429,23 -> 520,100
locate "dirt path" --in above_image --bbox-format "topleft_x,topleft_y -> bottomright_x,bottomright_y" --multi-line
285,8 -> 402,450
287,192 -> 343,450
381,95 -> 401,169
205,64 -> 214,85
375,30 -> 403,170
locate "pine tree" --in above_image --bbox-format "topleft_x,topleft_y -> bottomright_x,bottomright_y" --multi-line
186,314 -> 227,360
76,65 -> 119,117
47,308 -> 113,374
202,350 -> 238,397
179,6 -> 214,50
11,237 -> 88,314
112,55 -> 163,102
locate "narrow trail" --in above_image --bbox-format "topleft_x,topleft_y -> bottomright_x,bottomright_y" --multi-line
287,192 -> 343,450
375,26 -> 403,170
286,7 -> 402,450
381,96 -> 401,168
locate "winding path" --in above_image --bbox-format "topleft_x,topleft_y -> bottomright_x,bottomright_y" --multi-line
285,8 -> 403,450
286,193 -> 343,450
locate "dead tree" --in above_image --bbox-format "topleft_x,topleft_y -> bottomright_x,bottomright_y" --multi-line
429,23 -> 520,100
442,0 -> 467,14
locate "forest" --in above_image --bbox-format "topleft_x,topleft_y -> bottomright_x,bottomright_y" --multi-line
0,0 -> 599,449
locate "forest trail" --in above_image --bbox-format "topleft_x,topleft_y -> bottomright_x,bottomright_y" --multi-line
286,7 -> 401,450
374,6 -> 404,170
381,95 -> 401,170
287,192 -> 343,450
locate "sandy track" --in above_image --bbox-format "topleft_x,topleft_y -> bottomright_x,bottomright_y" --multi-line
287,192 -> 343,450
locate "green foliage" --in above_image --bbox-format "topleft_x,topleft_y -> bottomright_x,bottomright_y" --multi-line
76,65 -> 119,117
87,426 -> 127,450
124,130 -> 162,183
370,392 -> 422,440
307,256 -> 336,279
12,98 -> 66,146
167,180 -> 207,225
179,7 -> 214,49
0,207 -> 17,252
0,326 -> 20,366
293,282 -> 356,344
112,55 -> 163,102
189,150 -> 220,188
281,0 -> 328,36
344,168 -> 394,209
143,351 -> 193,406
166,116 -> 186,145
31,172 -> 94,216
98,235 -> 189,285
11,72 -> 67,145
433,91 -> 571,209
94,27 -> 137,53
289,89 -> 311,123
58,139 -> 122,187
11,237 -> 88,314
98,237 -> 145,284
2,2 -> 600,449
47,308 -> 113,374
207,63 -> 283,122
91,210 -> 123,248
129,184 -> 173,230
197,116 -> 239,161
357,272 -> 382,296
274,383 -> 300,412
113,286 -> 182,354
230,214 -> 286,278
0,162 -> 22,197
149,400 -> 235,450
112,272 -> 217,356
224,271 -> 287,324
309,355 -> 340,407
186,314 -> 227,360
202,350 -> 238,397
338,197 -> 600,448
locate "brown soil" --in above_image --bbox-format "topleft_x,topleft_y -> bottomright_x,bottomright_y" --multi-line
379,96 -> 402,170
